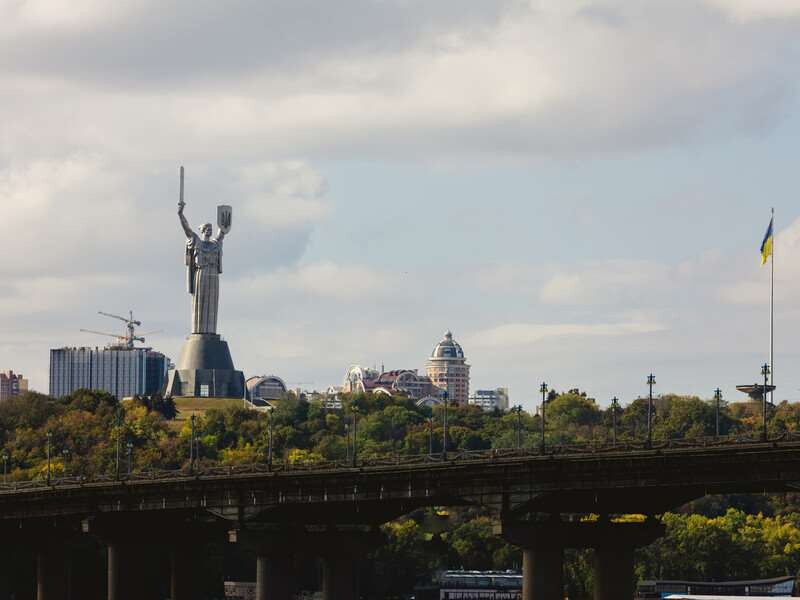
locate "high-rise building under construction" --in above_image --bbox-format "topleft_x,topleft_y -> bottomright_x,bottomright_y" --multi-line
49,346 -> 170,400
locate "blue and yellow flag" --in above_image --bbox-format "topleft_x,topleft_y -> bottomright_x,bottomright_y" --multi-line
761,216 -> 774,265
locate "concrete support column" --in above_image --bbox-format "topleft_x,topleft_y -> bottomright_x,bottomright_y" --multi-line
321,556 -> 357,600
36,547 -> 70,600
593,546 -> 634,600
170,547 -> 195,600
255,555 -> 294,600
521,547 -> 563,600
106,543 -> 148,600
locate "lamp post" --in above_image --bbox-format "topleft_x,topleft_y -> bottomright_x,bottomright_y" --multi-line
46,431 -> 52,485
714,388 -> 723,437
441,391 -> 449,460
427,417 -> 434,456
647,374 -> 656,447
2,452 -> 8,484
62,448 -> 70,477
351,406 -> 359,467
266,406 -> 274,470
539,383 -> 548,452
126,442 -> 133,476
514,405 -> 523,449
761,363 -> 771,441
115,406 -> 124,480
190,414 -> 196,474
344,422 -> 350,463
611,397 -> 620,445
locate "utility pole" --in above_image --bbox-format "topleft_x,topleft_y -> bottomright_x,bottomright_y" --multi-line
126,442 -> 133,476
647,374 -> 656,447
441,392 -> 449,460
351,406 -> 359,467
46,431 -> 52,485
514,405 -> 523,449
115,407 -> 124,480
714,388 -> 723,437
345,423 -> 350,463
539,383 -> 548,452
62,449 -> 70,477
1,452 -> 7,484
190,414 -> 196,474
611,397 -> 619,445
761,363 -> 771,441
266,406 -> 274,470
428,417 -> 434,456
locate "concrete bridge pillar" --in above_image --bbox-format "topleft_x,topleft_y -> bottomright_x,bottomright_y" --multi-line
169,546 -> 196,600
593,546 -> 634,600
36,546 -> 70,600
255,555 -> 294,600
521,547 -> 563,600
321,555 -> 359,600
106,542 -> 149,600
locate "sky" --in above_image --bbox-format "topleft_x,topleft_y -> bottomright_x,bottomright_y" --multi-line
2,0 -> 800,411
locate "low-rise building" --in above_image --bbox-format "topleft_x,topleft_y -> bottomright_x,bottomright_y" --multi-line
469,388 -> 510,412
342,366 -> 437,400
0,370 -> 27,402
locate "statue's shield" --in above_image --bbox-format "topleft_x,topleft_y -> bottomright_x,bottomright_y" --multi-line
217,205 -> 233,233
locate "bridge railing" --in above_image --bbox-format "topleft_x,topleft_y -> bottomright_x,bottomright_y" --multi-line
1,431 -> 798,493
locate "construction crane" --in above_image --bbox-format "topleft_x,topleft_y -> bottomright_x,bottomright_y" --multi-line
80,310 -> 162,349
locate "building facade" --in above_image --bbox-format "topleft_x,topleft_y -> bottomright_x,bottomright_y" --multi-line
426,331 -> 470,406
342,366 -> 437,400
49,347 -> 170,400
246,375 -> 288,402
469,388 -> 510,412
0,370 -> 27,402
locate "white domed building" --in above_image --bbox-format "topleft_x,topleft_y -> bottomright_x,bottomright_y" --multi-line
426,331 -> 470,405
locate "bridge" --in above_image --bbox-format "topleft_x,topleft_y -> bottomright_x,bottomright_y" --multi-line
2,436 -> 800,600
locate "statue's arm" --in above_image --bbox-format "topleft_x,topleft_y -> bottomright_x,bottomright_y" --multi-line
178,209 -> 193,239
216,228 -> 226,243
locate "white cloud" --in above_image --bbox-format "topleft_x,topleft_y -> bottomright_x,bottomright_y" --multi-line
704,0 -> 800,21
230,262 -> 394,301
239,161 -> 329,229
468,319 -> 666,349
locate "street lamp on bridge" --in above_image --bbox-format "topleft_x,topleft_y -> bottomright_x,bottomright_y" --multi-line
441,391 -> 449,460
2,452 -> 8,484
126,442 -> 133,476
513,405 -> 523,449
714,388 -> 723,437
352,405 -> 360,467
647,374 -> 656,447
266,405 -> 274,471
427,417 -> 434,456
611,397 -> 620,445
190,414 -> 197,474
46,431 -> 52,485
539,382 -> 548,452
62,448 -> 70,478
761,363 -> 771,441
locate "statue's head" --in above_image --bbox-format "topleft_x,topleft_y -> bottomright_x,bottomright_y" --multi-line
199,223 -> 213,240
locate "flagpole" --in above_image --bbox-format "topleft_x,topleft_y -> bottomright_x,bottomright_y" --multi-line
770,207 -> 775,407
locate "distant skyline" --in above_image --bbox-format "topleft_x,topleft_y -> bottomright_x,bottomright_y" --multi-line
3,1 -> 800,411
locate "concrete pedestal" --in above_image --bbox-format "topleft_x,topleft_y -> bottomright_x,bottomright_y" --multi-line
165,334 -> 244,398
521,547 -> 562,600
321,556 -> 358,600
170,547 -> 196,600
255,555 -> 294,600
36,548 -> 70,600
593,546 -> 634,600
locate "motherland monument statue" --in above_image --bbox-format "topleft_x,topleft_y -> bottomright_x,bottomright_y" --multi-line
165,167 -> 245,399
